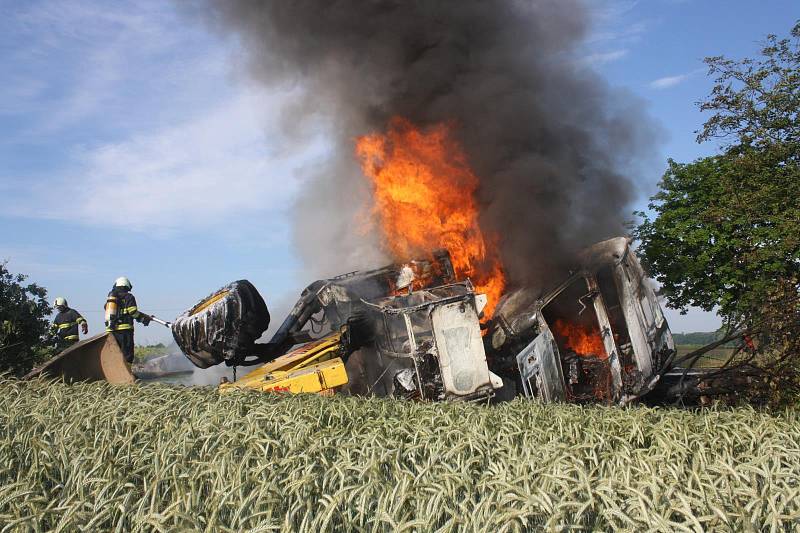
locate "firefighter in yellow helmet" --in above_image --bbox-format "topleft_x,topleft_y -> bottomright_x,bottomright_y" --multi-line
51,297 -> 88,349
104,277 -> 150,363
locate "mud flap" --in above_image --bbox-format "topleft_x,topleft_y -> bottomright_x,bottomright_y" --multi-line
24,333 -> 135,384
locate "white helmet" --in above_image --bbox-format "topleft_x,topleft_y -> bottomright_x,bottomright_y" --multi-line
54,297 -> 68,308
114,276 -> 132,289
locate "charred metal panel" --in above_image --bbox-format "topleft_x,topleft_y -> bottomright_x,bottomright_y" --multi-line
431,299 -> 492,398
585,276 -> 623,401
489,288 -> 540,352
516,324 -> 565,402
366,282 -> 501,401
613,251 -> 658,377
262,250 -> 458,362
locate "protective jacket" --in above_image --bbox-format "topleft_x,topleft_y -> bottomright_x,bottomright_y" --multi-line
105,288 -> 146,332
53,308 -> 86,342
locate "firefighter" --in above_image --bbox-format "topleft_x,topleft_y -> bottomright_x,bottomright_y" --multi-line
105,277 -> 150,363
51,297 -> 88,348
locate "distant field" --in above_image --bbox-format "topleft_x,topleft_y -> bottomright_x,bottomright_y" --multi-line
675,344 -> 737,368
1,378 -> 799,531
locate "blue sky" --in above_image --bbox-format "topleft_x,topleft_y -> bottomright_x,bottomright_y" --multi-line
0,0 -> 797,344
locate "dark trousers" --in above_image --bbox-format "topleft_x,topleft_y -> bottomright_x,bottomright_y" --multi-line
54,337 -> 78,353
112,330 -> 135,363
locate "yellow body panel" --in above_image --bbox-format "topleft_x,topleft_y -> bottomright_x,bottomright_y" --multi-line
190,289 -> 230,316
219,332 -> 347,395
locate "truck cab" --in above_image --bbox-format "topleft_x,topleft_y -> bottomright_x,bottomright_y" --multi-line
491,237 -> 675,404
364,281 -> 503,401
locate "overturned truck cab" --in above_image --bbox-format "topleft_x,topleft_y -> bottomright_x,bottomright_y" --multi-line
487,237 -> 675,405
362,281 -> 503,401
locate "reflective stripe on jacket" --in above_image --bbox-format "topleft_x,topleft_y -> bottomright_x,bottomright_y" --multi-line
105,289 -> 142,332
53,308 -> 86,341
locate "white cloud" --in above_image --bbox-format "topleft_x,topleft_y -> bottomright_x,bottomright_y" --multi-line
648,73 -> 692,89
587,0 -> 641,28
0,0 -> 331,239
587,21 -> 647,45
1,245 -> 92,278
584,49 -> 629,65
1,0 -> 230,136
4,88 -> 322,234
581,1 -> 647,68
585,0 -> 647,46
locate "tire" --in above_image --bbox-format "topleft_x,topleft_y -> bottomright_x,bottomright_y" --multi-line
172,280 -> 270,368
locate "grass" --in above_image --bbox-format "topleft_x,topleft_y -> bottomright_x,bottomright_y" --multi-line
1,377 -> 799,531
675,344 -> 737,368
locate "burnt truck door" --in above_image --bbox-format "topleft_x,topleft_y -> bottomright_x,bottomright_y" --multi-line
516,316 -> 566,402
536,275 -> 624,403
613,246 -> 674,377
585,276 -> 624,401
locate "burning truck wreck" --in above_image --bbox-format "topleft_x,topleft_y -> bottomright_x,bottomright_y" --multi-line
163,0 -> 693,405
488,237 -> 675,404
171,236 -> 676,405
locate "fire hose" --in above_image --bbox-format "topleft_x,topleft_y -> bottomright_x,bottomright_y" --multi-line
144,314 -> 173,328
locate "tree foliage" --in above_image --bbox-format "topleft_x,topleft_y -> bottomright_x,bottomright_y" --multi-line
635,154 -> 798,320
134,343 -> 169,364
635,23 -> 800,405
0,263 -> 53,376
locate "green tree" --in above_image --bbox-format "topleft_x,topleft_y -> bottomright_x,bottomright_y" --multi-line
134,343 -> 169,364
635,23 -> 800,404
0,263 -> 54,376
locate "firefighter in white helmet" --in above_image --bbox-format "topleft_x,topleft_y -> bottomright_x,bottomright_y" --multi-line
104,277 -> 150,363
51,297 -> 88,348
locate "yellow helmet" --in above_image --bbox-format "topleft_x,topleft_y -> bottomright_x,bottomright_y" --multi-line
114,277 -> 132,289
54,297 -> 68,308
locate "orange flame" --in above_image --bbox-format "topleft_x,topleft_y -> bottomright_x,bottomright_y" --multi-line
356,117 -> 505,317
553,319 -> 607,359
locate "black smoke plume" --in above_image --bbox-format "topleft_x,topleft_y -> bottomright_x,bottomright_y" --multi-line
205,0 -> 656,288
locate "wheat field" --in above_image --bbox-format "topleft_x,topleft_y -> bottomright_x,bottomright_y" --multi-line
1,377 -> 799,532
